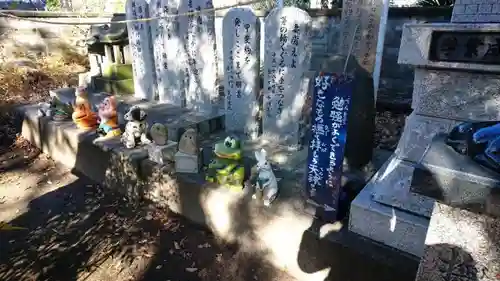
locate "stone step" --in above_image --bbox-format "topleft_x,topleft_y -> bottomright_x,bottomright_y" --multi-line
371,155 -> 435,218
349,176 -> 430,258
411,133 -> 500,218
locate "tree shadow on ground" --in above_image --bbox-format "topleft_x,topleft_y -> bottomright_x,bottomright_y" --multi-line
0,174 -> 288,281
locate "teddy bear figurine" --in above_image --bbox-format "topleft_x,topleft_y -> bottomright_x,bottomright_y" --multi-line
121,106 -> 151,149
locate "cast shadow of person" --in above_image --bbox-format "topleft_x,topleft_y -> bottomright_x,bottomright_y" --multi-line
297,217 -> 479,281
296,216 -> 417,281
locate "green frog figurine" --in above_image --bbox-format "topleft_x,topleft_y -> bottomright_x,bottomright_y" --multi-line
49,96 -> 73,121
206,136 -> 245,191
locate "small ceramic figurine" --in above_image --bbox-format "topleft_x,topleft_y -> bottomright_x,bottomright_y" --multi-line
175,128 -> 200,173
72,86 -> 98,129
252,148 -> 279,206
150,123 -> 168,145
205,136 -> 245,191
121,106 -> 151,148
96,95 -> 121,138
178,128 -> 198,155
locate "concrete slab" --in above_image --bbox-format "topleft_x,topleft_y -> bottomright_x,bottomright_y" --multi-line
18,102 -> 420,281
349,179 -> 430,257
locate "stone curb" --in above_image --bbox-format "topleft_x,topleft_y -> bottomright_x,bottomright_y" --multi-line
18,104 -> 420,281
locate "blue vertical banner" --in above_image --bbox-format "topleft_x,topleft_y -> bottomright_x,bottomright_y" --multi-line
305,73 -> 353,222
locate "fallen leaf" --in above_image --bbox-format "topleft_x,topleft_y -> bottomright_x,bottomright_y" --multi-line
156,265 -> 162,269
186,267 -> 197,272
174,241 -> 180,249
197,243 -> 211,248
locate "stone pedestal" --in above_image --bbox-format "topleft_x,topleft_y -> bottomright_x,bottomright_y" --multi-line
147,141 -> 177,165
349,1 -> 500,257
175,151 -> 200,173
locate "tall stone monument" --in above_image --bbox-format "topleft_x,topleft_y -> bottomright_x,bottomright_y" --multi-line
337,0 -> 384,169
349,0 -> 500,258
177,0 -> 219,113
126,0 -> 156,101
262,7 -> 312,147
150,0 -> 187,106
222,8 -> 261,139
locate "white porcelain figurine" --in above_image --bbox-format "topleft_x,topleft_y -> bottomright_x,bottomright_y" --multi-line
253,148 -> 279,206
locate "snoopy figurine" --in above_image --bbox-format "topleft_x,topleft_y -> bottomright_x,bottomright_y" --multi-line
121,106 -> 151,149
252,148 -> 279,206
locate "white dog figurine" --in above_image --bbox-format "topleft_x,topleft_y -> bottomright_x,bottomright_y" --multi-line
121,106 -> 151,149
253,148 -> 279,206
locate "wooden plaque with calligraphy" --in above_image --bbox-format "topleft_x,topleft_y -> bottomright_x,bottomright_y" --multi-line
429,31 -> 500,65
305,73 -> 353,222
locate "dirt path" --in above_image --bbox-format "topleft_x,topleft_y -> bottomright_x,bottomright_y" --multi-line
0,106 -> 413,281
0,148 -> 417,281
0,146 -> 298,281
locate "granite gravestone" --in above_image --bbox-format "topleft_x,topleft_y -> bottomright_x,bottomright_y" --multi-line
126,0 -> 156,101
150,0 -> 186,106
262,7 -> 312,147
222,8 -> 261,139
338,0 -> 382,77
350,0 -> 500,259
337,0 -> 382,169
452,0 -> 500,23
178,0 -> 219,113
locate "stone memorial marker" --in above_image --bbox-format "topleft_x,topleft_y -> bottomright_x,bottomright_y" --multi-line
126,0 -> 156,101
350,0 -> 500,258
337,0 -> 383,169
150,0 -> 187,106
262,7 -> 312,147
452,0 -> 500,23
177,0 -> 219,113
222,8 -> 261,139
338,0 -> 382,77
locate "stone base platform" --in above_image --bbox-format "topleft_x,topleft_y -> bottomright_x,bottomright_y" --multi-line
349,155 -> 431,258
18,101 -> 420,281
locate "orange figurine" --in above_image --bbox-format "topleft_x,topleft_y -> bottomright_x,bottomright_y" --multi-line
72,86 -> 98,130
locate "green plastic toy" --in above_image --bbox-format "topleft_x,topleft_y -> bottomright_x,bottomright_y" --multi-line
206,136 -> 245,191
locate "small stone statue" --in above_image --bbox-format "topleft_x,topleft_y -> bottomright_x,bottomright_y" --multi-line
447,121 -> 500,172
175,128 -> 200,173
96,95 -> 121,138
178,128 -> 198,155
205,136 -> 245,190
150,123 -> 168,145
121,106 -> 151,149
72,86 -> 98,130
252,148 -> 279,206
147,123 -> 177,165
